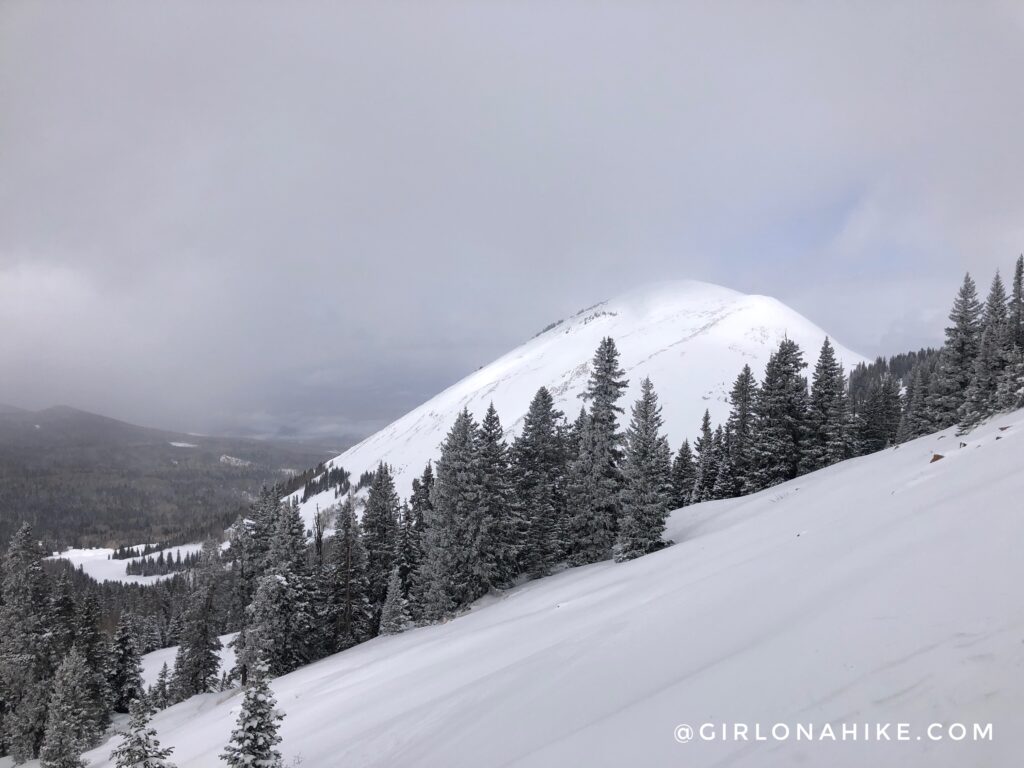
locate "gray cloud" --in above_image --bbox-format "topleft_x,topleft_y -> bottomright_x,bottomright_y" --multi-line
2,1 -> 1023,439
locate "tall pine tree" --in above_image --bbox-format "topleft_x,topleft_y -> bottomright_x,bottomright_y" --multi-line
362,462 -> 401,625
511,390 -> 567,576
614,378 -> 673,561
802,338 -> 851,471
747,339 -> 810,491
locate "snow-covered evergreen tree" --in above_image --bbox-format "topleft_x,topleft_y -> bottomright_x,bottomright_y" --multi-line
614,378 -> 673,562
928,273 -> 983,426
897,362 -> 934,442
110,612 -> 145,713
39,647 -> 94,768
802,338 -> 852,471
420,409 -> 481,619
0,523 -> 55,762
220,659 -> 284,768
170,583 -> 222,701
511,389 -> 567,576
226,514 -> 260,630
1010,254 -> 1024,351
747,339 -> 810,491
718,364 -> 759,496
75,591 -> 113,735
362,462 -> 401,624
669,440 -> 695,509
857,373 -> 901,453
568,337 -> 628,564
378,567 -> 411,635
405,463 -> 434,616
476,402 -> 517,588
109,698 -> 177,768
328,491 -> 373,650
150,663 -> 171,711
689,410 -> 716,503
49,571 -> 77,661
960,272 -> 1012,431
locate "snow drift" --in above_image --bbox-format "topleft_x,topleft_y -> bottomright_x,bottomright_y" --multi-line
297,280 -> 866,522
72,409 -> 1024,767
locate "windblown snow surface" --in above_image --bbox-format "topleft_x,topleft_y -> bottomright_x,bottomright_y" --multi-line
295,281 -> 865,526
72,410 -> 1024,767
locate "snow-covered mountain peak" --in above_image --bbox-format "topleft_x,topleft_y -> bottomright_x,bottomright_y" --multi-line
297,280 -> 866,521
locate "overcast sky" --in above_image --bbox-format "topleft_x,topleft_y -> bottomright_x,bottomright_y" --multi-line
2,1 -> 1023,442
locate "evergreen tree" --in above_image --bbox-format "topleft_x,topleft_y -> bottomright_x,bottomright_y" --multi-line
74,592 -> 113,736
929,273 -> 983,426
378,567 -> 411,635
747,339 -> 810,491
110,612 -> 145,713
511,390 -> 567,576
220,659 -> 284,768
328,491 -> 373,650
40,648 -> 93,768
959,323 -> 1001,430
362,462 -> 401,624
996,346 -> 1024,410
150,663 -> 171,711
857,374 -> 902,453
960,272 -> 1013,430
266,500 -> 308,577
568,337 -> 628,564
689,410 -> 716,503
170,583 -> 222,701
405,463 -> 434,615
710,428 -> 736,501
226,515 -> 260,630
0,523 -> 55,762
669,440 -> 695,509
476,403 -> 517,588
897,362 -> 933,442
110,699 -> 177,768
719,364 -> 759,496
802,338 -> 852,471
49,571 -> 78,661
1010,254 -> 1024,351
420,410 -> 480,620
614,378 -> 673,561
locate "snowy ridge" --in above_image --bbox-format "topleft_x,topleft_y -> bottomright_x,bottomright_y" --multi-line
296,280 -> 866,523
70,410 -> 1024,767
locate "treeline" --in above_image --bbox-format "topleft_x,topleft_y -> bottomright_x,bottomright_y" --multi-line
299,465 -> 350,502
109,543 -> 166,560
124,550 -> 199,577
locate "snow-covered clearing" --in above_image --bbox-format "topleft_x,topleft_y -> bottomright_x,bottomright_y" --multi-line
49,543 -> 205,585
69,410 -> 1024,767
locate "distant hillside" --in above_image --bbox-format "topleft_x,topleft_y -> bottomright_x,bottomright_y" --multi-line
0,405 -> 339,549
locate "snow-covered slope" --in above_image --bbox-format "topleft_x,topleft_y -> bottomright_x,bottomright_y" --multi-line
75,411 -> 1024,767
140,633 -> 237,689
297,281 -> 866,521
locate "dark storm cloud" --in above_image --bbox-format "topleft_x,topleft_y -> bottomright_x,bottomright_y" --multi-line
2,1 -> 1023,438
